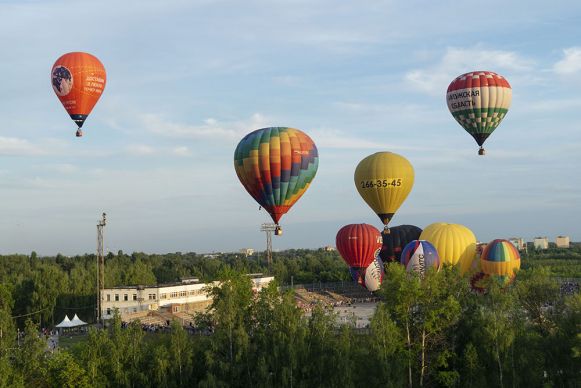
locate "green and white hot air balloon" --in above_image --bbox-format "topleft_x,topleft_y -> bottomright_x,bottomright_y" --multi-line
446,71 -> 512,155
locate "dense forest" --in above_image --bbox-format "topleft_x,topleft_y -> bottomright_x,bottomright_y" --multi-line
0,246 -> 580,328
0,266 -> 579,387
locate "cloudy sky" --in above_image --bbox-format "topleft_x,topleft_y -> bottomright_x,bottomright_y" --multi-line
1,0 -> 580,255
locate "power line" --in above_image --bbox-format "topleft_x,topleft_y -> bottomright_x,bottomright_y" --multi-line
10,307 -> 48,319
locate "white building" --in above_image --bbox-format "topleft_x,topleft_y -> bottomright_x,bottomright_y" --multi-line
240,248 -> 255,256
533,237 -> 549,250
508,238 -> 527,251
100,275 -> 274,320
556,235 -> 570,248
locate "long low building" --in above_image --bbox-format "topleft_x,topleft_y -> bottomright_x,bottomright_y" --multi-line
100,275 -> 274,320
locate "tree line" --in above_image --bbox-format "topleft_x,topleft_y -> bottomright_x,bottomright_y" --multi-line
0,265 -> 579,387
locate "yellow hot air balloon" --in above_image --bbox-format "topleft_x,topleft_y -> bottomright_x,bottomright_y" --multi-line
419,222 -> 476,274
354,152 -> 414,233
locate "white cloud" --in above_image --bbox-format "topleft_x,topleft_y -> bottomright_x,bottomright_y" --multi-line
172,146 -> 192,157
126,144 -> 156,156
46,164 -> 79,174
553,47 -> 581,75
405,47 -> 534,95
0,137 -> 47,156
140,113 -> 270,141
311,128 -> 431,152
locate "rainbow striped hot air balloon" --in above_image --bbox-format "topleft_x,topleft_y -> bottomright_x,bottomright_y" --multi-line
480,239 -> 521,280
234,127 -> 318,234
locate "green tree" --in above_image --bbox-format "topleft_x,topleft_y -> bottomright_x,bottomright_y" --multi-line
15,319 -> 47,386
169,319 -> 193,386
46,351 -> 90,388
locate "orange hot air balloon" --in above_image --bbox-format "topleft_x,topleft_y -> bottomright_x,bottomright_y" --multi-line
51,52 -> 106,137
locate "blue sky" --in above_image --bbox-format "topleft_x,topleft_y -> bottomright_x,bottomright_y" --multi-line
1,0 -> 580,255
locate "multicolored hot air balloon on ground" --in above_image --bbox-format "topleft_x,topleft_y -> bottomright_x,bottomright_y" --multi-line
471,240 -> 520,292
420,222 -> 476,275
481,239 -> 521,281
400,240 -> 440,276
354,152 -> 414,233
349,257 -> 384,292
51,52 -> 106,137
234,127 -> 318,235
446,71 -> 511,155
336,224 -> 382,270
379,224 -> 422,263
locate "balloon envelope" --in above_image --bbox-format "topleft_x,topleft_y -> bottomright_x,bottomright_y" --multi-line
480,239 -> 521,278
336,223 -> 382,269
349,257 -> 384,292
51,52 -> 106,135
420,222 -> 476,274
354,152 -> 414,230
234,127 -> 318,225
379,224 -> 422,263
446,71 -> 511,154
401,240 -> 440,275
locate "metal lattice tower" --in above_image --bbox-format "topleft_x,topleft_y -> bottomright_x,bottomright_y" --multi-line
260,223 -> 277,267
96,212 -> 106,325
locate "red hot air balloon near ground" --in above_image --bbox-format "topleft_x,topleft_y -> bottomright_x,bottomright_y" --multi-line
234,127 -> 319,235
336,224 -> 383,270
51,52 -> 107,137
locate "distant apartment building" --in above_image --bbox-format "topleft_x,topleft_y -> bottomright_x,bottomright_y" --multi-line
533,237 -> 549,250
555,235 -> 571,248
508,238 -> 527,251
100,275 -> 274,320
323,246 -> 336,252
240,248 -> 255,256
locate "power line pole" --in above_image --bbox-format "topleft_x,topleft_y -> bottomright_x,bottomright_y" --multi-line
260,223 -> 277,267
96,212 -> 106,326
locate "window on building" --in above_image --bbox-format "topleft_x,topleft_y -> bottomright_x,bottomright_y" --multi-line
170,292 -> 178,298
124,294 -> 128,301
173,306 -> 179,312
180,291 -> 186,297
133,294 -> 137,301
153,294 -> 156,300
115,294 -> 119,301
107,294 -> 110,301
106,308 -> 111,315
189,290 -> 196,296
160,293 -> 167,299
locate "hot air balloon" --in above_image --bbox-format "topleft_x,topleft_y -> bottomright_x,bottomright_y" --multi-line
336,224 -> 382,270
379,224 -> 422,263
470,272 -> 489,293
446,71 -> 511,155
349,257 -> 384,292
354,152 -> 414,233
481,239 -> 521,280
51,52 -> 106,137
234,127 -> 318,235
419,222 -> 476,274
400,240 -> 440,275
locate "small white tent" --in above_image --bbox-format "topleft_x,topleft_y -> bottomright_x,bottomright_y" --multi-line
55,315 -> 73,328
70,314 -> 88,327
